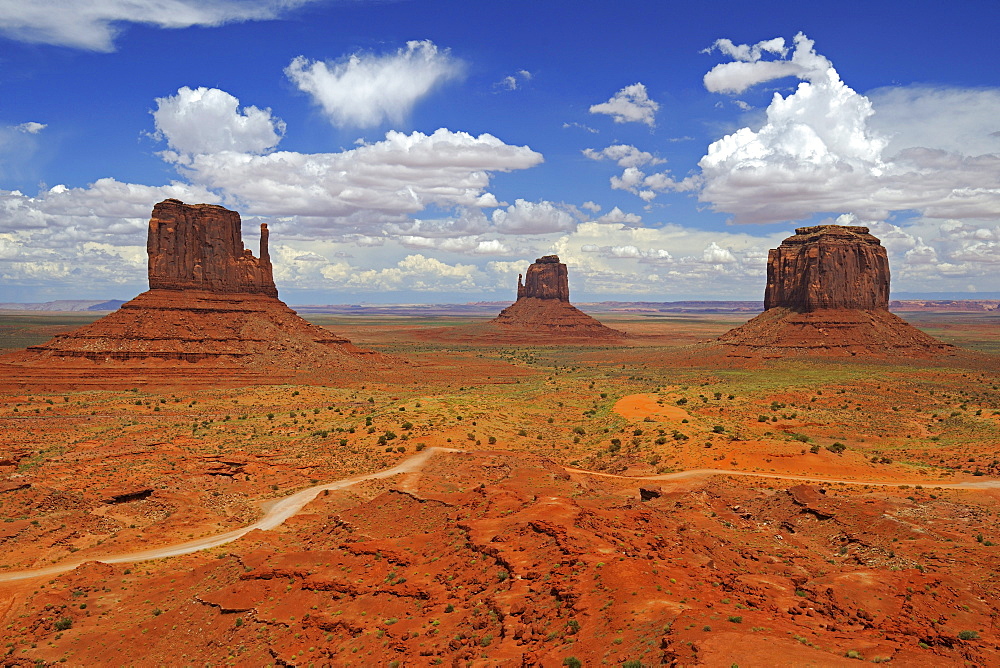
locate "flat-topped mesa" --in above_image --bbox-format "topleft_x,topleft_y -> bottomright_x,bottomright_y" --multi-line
714,224 -> 953,358
764,225 -> 889,312
516,255 -> 570,301
147,199 -> 277,297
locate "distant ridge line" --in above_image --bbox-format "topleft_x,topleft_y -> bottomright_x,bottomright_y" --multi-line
3,299 -> 998,314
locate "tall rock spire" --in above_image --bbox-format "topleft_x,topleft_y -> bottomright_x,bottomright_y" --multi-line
517,255 -> 570,301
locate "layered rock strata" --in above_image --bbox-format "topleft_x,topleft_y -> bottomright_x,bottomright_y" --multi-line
717,225 -> 951,357
488,255 -> 624,340
516,255 -> 570,301
147,199 -> 278,297
0,200 -> 379,387
763,225 -> 889,311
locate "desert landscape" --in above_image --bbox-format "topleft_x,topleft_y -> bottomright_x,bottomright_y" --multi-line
0,205 -> 999,666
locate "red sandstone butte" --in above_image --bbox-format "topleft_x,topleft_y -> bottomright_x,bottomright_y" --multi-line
147,199 -> 278,297
717,225 -> 951,357
0,199 -> 381,388
488,255 -> 624,340
516,254 -> 570,301
764,225 -> 890,311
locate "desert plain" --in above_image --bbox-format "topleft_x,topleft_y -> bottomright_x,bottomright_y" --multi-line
1,306 -> 999,667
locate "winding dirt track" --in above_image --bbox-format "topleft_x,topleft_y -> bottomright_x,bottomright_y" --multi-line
2,447 -> 997,583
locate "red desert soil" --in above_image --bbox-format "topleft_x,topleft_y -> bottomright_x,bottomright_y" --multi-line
2,307 -> 1000,666
2,448 -> 999,666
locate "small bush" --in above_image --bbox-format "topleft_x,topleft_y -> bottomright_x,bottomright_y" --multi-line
54,617 -> 73,631
958,630 -> 979,640
563,658 -> 582,668
727,616 -> 742,623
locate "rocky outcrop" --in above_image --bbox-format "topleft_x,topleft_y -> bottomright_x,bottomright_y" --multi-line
764,226 -> 889,311
0,200 -> 382,387
716,225 -> 952,358
148,199 -> 277,297
487,256 -> 624,341
517,255 -> 569,301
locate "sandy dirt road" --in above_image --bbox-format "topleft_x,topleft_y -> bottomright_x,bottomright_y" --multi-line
2,446 -> 995,582
0,446 -> 443,583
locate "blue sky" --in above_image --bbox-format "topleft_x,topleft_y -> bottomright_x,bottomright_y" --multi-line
2,0 -> 999,303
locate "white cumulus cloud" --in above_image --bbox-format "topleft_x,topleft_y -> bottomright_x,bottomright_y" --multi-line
697,33 -> 1000,225
593,207 -> 642,225
491,199 -> 577,235
165,126 -> 543,221
0,0 -> 325,51
583,144 -> 665,168
285,40 -> 464,128
16,122 -> 47,134
589,83 -> 659,127
496,69 -> 532,91
153,86 -> 285,156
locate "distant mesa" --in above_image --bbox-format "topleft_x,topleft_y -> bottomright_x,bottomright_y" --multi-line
0,199 -> 381,388
717,225 -> 953,357
487,255 -> 625,340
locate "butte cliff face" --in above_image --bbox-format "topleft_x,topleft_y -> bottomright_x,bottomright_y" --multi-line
147,199 -> 277,297
516,255 -> 570,301
718,225 -> 951,357
488,255 -> 624,340
763,225 -> 889,312
0,200 -> 381,388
